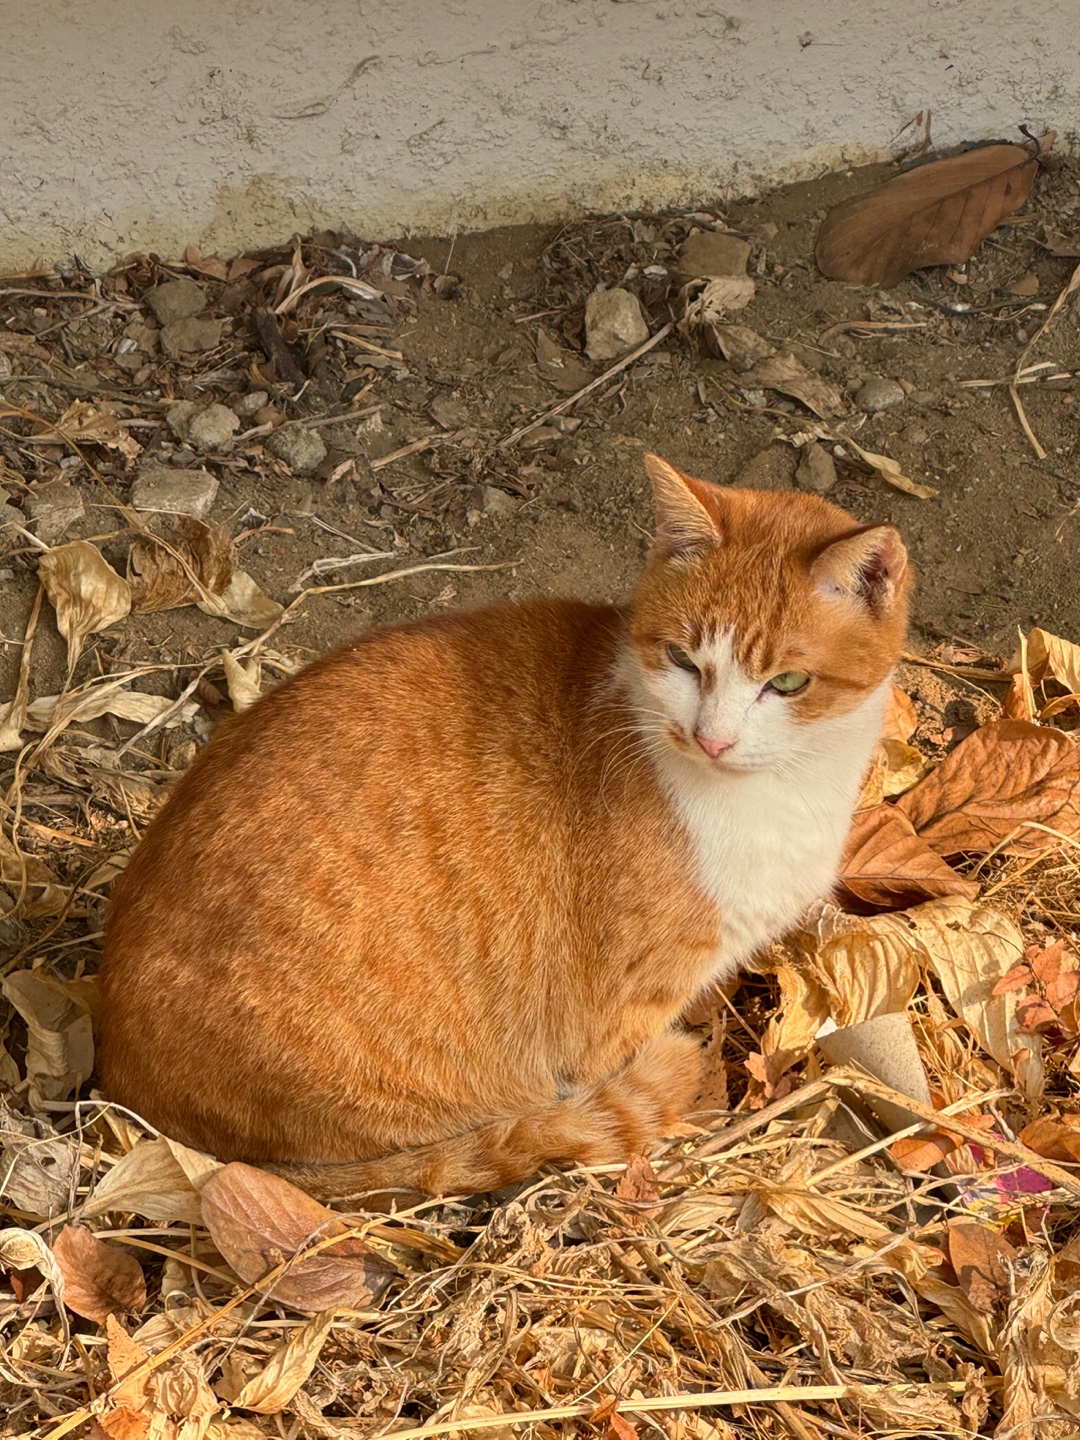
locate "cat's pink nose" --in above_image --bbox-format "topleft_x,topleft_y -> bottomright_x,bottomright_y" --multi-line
696,732 -> 736,758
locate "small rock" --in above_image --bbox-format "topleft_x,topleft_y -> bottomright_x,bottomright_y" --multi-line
855,376 -> 905,413
795,443 -> 837,493
901,423 -> 930,446
160,316 -> 224,357
482,485 -> 518,517
131,463 -> 219,519
676,231 -> 752,280
519,426 -> 562,450
124,322 -> 159,354
264,425 -> 328,474
187,403 -> 240,452
232,391 -> 269,419
145,277 -> 207,325
734,444 -> 795,491
24,482 -> 85,542
585,287 -> 649,361
431,396 -> 470,430
165,401 -> 198,442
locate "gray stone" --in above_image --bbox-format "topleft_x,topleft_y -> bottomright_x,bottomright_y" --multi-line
901,423 -> 930,446
24,481 -> 85,542
585,287 -> 649,361
145,277 -> 207,325
482,485 -> 518,517
855,376 -> 905,413
264,425 -> 328,474
160,316 -> 224,357
796,442 -> 837,493
165,400 -> 198,441
131,463 -> 219,519
676,231 -> 751,279
232,390 -> 269,418
187,403 -> 240,452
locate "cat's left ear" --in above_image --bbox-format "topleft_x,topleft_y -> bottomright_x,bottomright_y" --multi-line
812,525 -> 908,611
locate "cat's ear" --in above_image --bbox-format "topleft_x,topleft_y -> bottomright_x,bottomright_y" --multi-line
644,454 -> 722,559
812,524 -> 908,611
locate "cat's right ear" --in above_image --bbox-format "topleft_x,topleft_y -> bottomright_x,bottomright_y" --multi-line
644,454 -> 722,560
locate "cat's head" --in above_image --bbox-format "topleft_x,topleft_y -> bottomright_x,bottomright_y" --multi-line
627,454 -> 911,773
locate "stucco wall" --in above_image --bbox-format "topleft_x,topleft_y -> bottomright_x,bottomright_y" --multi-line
1,1 -> 1074,271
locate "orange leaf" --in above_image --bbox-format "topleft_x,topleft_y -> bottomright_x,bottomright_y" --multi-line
947,1221 -> 1017,1314
992,963 -> 1035,997
98,1409 -> 150,1440
614,1155 -> 662,1215
52,1226 -> 146,1324
882,684 -> 918,743
891,1131 -> 961,1173
816,143 -> 1041,288
838,804 -> 978,909
897,719 -> 1080,857
1020,1116 -> 1080,1163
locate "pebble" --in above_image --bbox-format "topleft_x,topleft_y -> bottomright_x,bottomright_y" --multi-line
160,316 -> 224,357
232,391 -> 269,419
481,485 -> 518,517
676,231 -> 751,280
165,401 -> 198,441
187,403 -> 240,452
855,376 -> 905,413
24,482 -> 85,542
585,287 -> 649,361
264,425 -> 328,474
901,423 -> 930,445
795,442 -> 837,493
145,278 -> 207,325
130,463 -> 219,519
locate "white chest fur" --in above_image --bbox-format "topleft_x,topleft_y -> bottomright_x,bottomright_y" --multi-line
652,684 -> 888,981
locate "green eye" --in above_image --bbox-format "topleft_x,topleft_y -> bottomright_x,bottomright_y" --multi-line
766,670 -> 811,695
667,643 -> 699,673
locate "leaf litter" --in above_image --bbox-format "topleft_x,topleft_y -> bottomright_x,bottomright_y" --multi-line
3,170 -> 1080,1439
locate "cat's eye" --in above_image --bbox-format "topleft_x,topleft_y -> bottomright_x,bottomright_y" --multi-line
766,670 -> 811,695
667,643 -> 699,673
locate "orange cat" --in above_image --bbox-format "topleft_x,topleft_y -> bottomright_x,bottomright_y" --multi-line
99,455 -> 909,1198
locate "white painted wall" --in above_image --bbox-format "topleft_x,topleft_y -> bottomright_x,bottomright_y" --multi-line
1,1 -> 1074,271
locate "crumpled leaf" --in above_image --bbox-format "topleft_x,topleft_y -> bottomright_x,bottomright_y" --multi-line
232,1309 -> 335,1413
83,1139 -> 205,1225
535,329 -> 593,393
26,686 -> 200,734
0,1225 -> 66,1300
843,435 -> 937,499
1,1134 -> 80,1218
1,969 -> 94,1100
882,684 -> 918,743
39,400 -> 142,462
683,277 -> 756,350
128,518 -> 233,613
1020,1115 -> 1080,1163
839,804 -> 978,910
789,902 -> 925,1027
858,739 -> 928,808
948,1221 -> 1017,1314
1012,626 -> 1080,707
906,894 -> 1044,1097
0,826 -> 69,918
704,322 -> 774,368
197,571 -> 283,629
200,1162 -> 397,1313
52,1224 -> 147,1322
737,350 -> 844,418
221,652 -> 262,712
816,142 -> 1041,287
898,718 -> 1080,856
38,541 -> 132,673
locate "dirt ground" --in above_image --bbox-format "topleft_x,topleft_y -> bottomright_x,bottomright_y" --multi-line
2,152 -> 1079,771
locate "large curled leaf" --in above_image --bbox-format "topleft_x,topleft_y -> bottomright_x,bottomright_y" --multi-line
897,719 -> 1080,856
201,1163 -> 396,1313
839,804 -> 977,910
127,518 -> 233,613
52,1225 -> 146,1323
38,541 -> 132,674
816,143 -> 1041,287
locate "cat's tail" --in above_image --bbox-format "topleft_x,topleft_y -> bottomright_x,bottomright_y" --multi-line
266,1030 -> 701,1201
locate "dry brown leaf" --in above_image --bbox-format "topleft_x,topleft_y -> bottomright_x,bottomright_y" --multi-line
1019,1116 -> 1080,1163
880,738 -> 928,798
52,1225 -> 147,1322
0,826 -> 68,918
949,1221 -> 1017,1314
755,1185 -> 893,1243
897,718 -> 1080,856
838,804 -> 978,910
197,570 -> 283,629
891,1130 -> 963,1173
882,684 -> 918,743
221,652 -> 262,712
44,400 -> 142,462
1,969 -> 94,1100
232,1309 -> 335,1413
791,902 -> 924,1027
200,1162 -> 396,1312
907,894 -> 1044,1097
704,322 -> 774,368
127,519 -> 233,613
843,436 -> 937,499
759,960 -> 830,1073
26,686 -> 201,734
1012,626 -> 1080,704
1004,672 -> 1038,722
816,143 -> 1041,287
106,1312 -> 152,1409
38,541 -> 132,674
83,1139 -> 205,1225
737,350 -> 844,418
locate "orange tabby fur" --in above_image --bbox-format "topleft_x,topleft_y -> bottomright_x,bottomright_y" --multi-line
99,456 -> 909,1197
